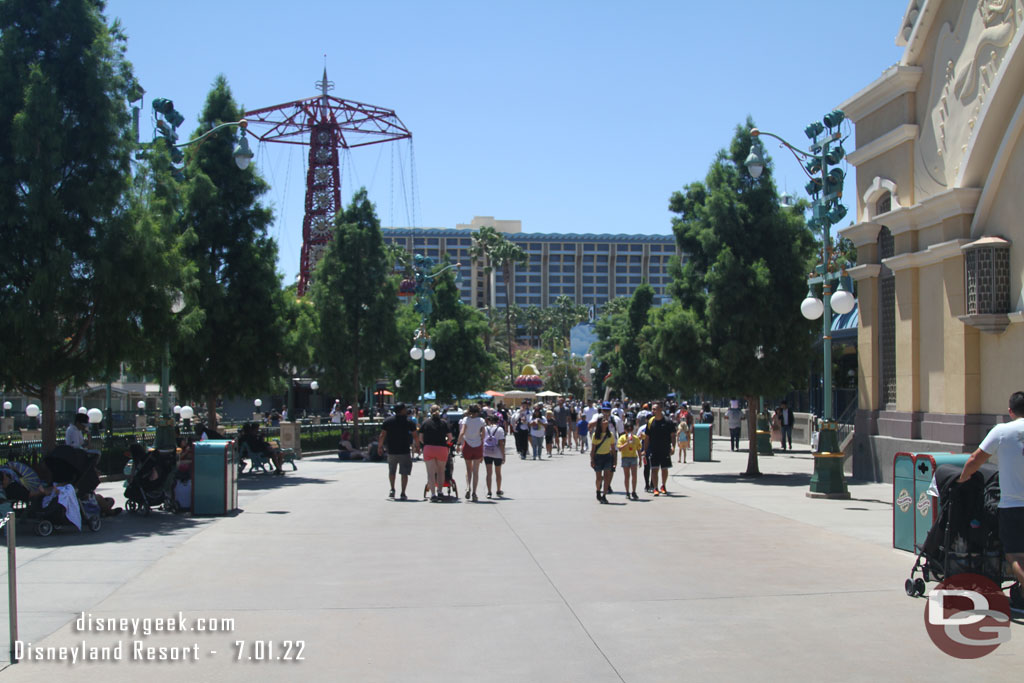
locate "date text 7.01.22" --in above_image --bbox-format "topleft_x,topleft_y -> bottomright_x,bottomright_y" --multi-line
233,640 -> 305,662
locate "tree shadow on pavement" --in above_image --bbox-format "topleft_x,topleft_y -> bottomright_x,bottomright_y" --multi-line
685,472 -> 813,487
236,475 -> 331,491
6,509 -> 215,549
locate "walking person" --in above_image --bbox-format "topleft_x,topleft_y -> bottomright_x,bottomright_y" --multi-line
457,404 -> 486,502
646,402 -> 676,496
957,391 -> 1024,613
545,409 -> 558,456
590,416 -> 616,504
378,403 -> 419,500
513,401 -> 531,459
676,403 -> 693,464
576,413 -> 589,453
529,407 -> 547,460
771,406 -> 784,451
778,400 -> 795,451
617,421 -> 642,500
419,405 -> 451,502
726,399 -> 744,451
553,397 -> 570,454
483,412 -> 506,498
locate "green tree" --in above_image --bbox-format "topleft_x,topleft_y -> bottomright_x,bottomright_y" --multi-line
0,0 -> 174,451
425,261 -> 498,402
594,285 -> 665,400
169,76 -> 286,430
311,188 -> 398,421
470,225 -> 527,383
646,119 -> 815,476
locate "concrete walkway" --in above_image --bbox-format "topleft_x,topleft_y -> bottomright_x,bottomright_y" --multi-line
0,436 -> 1020,681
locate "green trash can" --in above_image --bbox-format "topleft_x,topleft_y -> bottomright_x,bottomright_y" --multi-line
912,452 -> 970,549
892,453 -> 916,552
692,423 -> 712,462
192,440 -> 238,516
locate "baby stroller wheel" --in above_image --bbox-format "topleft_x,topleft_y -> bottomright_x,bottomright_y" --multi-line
126,500 -> 138,513
36,520 -> 53,537
905,578 -> 916,597
88,518 -> 101,532
914,578 -> 926,596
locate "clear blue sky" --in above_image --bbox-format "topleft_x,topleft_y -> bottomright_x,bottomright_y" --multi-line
106,0 -> 907,286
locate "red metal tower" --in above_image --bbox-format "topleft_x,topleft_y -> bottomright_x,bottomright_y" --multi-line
244,70 -> 412,295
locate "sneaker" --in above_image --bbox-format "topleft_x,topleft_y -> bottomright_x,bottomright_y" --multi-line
487,491 -> 492,499
400,492 -> 408,501
660,486 -> 667,494
599,494 -> 609,504
631,492 -> 639,500
388,489 -> 395,499
465,490 -> 471,500
653,489 -> 660,496
496,490 -> 503,497
596,491 -> 603,503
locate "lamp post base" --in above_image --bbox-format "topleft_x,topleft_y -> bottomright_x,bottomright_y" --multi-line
807,423 -> 849,499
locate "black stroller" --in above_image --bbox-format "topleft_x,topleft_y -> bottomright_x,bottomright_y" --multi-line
422,442 -> 459,501
124,445 -> 180,515
905,463 -> 1011,596
1,447 -> 102,536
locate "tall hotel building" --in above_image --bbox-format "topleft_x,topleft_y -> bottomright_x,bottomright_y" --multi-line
381,217 -> 681,311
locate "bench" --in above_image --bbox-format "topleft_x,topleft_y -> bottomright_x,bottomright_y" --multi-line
237,441 -> 273,474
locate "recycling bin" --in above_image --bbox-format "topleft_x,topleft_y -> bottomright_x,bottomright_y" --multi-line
192,440 -> 238,516
913,452 -> 970,549
692,423 -> 712,462
892,453 -> 916,552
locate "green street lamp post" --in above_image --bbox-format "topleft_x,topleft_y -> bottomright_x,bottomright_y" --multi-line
746,110 -> 856,499
408,255 -> 460,417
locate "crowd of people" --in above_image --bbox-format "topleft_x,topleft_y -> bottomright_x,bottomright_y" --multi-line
374,397 -> 723,504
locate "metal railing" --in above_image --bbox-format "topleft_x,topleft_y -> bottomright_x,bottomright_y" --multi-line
835,396 -> 858,448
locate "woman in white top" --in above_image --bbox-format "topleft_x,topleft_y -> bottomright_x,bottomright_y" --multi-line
482,412 -> 506,498
529,407 -> 547,460
457,404 -> 486,502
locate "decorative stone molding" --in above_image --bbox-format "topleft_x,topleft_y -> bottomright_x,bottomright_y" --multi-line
875,187 -> 982,237
958,313 -> 1011,333
862,177 -> 903,220
839,65 -> 924,122
882,238 -> 971,272
847,264 -> 882,282
846,124 -> 919,167
839,221 -> 883,248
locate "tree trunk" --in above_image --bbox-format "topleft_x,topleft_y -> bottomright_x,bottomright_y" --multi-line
205,395 -> 219,435
742,394 -> 762,477
351,369 -> 360,448
504,265 -> 514,383
41,381 -> 58,454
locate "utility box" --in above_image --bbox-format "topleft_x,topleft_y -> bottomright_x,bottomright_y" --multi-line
692,424 -> 712,462
192,440 -> 237,516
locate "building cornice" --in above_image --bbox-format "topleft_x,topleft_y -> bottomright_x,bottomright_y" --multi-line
847,264 -> 882,281
838,65 -> 924,123
872,188 -> 982,237
839,221 -> 883,248
882,238 -> 971,272
845,124 -> 919,167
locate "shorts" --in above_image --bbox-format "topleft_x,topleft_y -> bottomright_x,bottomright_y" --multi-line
649,451 -> 673,469
423,445 -> 449,462
620,456 -> 638,469
592,452 -> 614,472
484,456 -> 504,467
1000,507 -> 1024,553
462,444 -> 483,460
388,452 -> 413,476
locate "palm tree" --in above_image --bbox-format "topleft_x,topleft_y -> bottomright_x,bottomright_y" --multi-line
471,226 -> 527,384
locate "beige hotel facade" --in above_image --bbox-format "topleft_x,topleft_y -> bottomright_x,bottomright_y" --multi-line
839,0 -> 1024,480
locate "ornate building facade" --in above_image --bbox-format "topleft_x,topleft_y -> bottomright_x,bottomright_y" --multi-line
840,0 -> 1024,480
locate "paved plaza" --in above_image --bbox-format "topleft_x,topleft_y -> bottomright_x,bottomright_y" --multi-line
0,435 -> 1020,681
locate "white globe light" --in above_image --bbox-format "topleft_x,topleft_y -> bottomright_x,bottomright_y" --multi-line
410,347 -> 423,361
424,348 -> 436,361
173,405 -> 181,414
2,401 -> 11,411
310,381 -> 319,392
137,400 -> 146,410
254,399 -> 262,408
78,406 -> 88,414
831,289 -> 856,315
180,406 -> 194,420
395,379 -> 402,388
87,408 -> 103,424
26,404 -> 40,418
801,296 -> 824,320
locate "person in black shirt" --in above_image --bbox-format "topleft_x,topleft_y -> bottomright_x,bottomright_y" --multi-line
418,405 -> 451,501
378,403 -> 419,500
646,402 -> 676,496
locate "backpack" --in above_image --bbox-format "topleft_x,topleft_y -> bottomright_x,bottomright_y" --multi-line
483,426 -> 499,449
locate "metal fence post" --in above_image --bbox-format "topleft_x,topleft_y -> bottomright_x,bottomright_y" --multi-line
5,510 -> 17,663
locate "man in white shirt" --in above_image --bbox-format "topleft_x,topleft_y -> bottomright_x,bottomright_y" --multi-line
584,401 -> 598,425
65,413 -> 90,449
958,391 -> 1024,612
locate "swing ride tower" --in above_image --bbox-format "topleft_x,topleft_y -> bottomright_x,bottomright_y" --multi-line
244,70 -> 412,295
